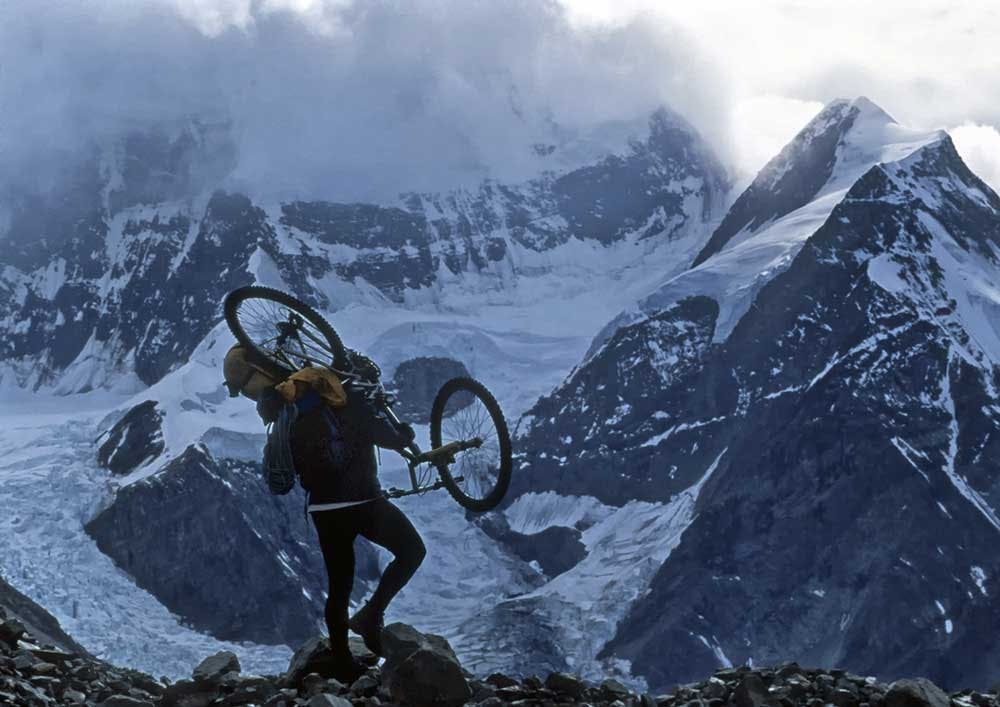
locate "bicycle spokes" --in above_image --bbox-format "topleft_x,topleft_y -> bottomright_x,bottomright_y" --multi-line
441,397 -> 502,501
235,298 -> 337,370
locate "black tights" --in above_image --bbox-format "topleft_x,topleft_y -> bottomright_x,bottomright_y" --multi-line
310,498 -> 426,654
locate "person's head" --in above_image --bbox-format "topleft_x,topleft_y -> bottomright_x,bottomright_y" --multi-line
222,345 -> 279,401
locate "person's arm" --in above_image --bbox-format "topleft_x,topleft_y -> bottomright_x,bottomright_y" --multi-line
256,387 -> 285,424
347,387 -> 415,451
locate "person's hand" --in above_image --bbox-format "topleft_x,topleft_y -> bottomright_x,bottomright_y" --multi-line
398,422 -> 416,443
256,387 -> 284,424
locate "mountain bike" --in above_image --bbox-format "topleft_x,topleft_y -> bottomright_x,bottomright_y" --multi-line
223,285 -> 513,512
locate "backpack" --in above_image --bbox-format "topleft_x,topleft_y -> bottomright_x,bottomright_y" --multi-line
262,390 -> 347,495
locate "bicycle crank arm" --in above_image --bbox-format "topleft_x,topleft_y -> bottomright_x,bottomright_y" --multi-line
383,479 -> 452,499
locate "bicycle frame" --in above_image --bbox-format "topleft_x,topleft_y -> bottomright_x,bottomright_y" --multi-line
379,400 -> 483,500
268,318 -> 486,499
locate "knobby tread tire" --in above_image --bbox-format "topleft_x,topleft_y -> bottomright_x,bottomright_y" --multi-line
430,376 -> 512,512
223,286 -> 348,378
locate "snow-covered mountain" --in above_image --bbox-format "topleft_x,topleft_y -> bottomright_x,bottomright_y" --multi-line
516,98 -> 1000,691
0,108 -> 729,681
5,94 -> 998,694
0,107 -> 726,394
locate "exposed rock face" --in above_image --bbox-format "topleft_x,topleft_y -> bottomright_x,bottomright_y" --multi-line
0,107 -> 727,392
84,445 -> 380,648
513,295 -> 720,505
515,102 -> 1000,692
601,137 -> 1000,692
474,512 -> 586,578
0,575 -> 88,657
96,400 -> 165,475
387,357 -> 471,424
2,611 -> 999,707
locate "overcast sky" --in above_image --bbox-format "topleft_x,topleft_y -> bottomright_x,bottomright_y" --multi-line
565,0 -> 1000,191
1,0 -> 997,201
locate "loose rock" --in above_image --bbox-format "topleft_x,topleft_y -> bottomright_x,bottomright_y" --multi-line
191,651 -> 241,684
885,678 -> 951,707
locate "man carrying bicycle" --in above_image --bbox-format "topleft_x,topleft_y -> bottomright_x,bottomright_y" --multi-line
225,345 -> 425,683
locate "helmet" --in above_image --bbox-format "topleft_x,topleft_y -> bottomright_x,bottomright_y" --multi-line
223,345 -> 280,401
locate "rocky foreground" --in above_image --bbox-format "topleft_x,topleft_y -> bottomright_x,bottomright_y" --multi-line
2,609 -> 998,707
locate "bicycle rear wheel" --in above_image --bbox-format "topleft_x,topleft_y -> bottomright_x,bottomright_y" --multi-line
430,377 -> 512,512
223,286 -> 348,377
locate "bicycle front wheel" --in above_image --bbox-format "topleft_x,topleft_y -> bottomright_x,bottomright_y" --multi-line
223,286 -> 348,377
430,377 -> 512,512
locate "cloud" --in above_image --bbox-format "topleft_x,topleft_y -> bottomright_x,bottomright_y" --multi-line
2,1 -> 996,205
950,124 -> 1000,195
565,1 -> 1000,182
0,0 -> 729,203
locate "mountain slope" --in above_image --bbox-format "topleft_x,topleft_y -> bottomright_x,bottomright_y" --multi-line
0,104 -> 733,681
0,107 -> 727,394
515,99 -> 1000,691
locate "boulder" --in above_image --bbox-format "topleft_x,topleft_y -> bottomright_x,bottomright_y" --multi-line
221,676 -> 278,706
159,678 -> 218,707
0,618 -> 26,645
545,671 -> 585,698
733,674 -> 768,707
286,636 -> 373,685
885,678 -> 951,707
601,678 -> 631,700
98,697 -> 156,707
63,689 -> 87,704
306,695 -> 352,707
192,651 -> 240,684
381,623 -> 471,707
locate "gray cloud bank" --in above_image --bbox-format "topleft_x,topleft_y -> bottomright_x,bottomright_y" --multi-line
0,0 -> 728,204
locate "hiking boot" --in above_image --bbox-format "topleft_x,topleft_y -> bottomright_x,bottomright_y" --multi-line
329,652 -> 368,684
348,602 -> 385,656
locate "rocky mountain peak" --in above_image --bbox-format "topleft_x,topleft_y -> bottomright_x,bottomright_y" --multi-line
691,96 -> 929,268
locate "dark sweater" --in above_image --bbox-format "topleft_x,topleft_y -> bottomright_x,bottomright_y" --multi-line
288,387 -> 413,503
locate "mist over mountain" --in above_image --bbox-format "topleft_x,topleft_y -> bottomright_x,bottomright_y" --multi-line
0,0 -> 727,206
2,1 -> 1000,698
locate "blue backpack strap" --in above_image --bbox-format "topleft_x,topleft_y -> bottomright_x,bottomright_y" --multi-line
294,389 -> 323,414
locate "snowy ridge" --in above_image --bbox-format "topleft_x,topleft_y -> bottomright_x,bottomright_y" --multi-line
589,98 -> 944,358
0,234 -> 722,680
1,106 -> 728,395
510,97 -> 1000,691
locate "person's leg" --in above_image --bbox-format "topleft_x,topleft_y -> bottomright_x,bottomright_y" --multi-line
310,509 -> 358,657
358,498 -> 426,613
350,499 -> 425,653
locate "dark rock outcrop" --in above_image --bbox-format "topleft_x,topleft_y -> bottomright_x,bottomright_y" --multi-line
381,623 -> 471,707
692,98 -> 880,267
598,137 -> 1000,692
0,574 -> 89,657
474,513 -> 586,578
513,294 -> 720,505
1,107 -> 727,392
386,357 -> 471,424
85,444 -> 380,647
1,615 -> 998,707
511,118 -> 1000,691
96,400 -> 165,475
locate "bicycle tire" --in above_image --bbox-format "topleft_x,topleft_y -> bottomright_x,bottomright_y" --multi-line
223,286 -> 348,378
430,376 -> 512,512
